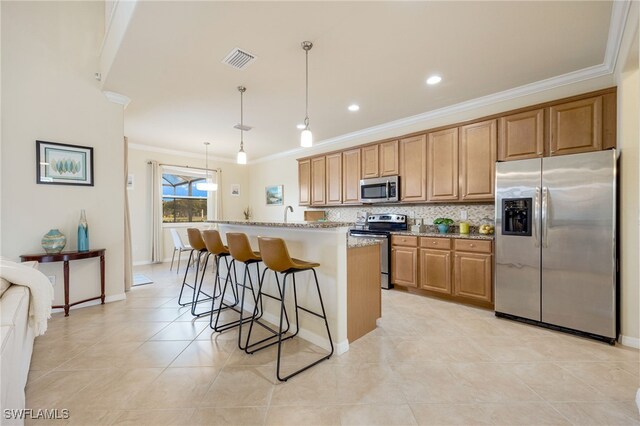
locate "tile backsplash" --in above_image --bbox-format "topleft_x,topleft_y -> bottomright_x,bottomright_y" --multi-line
318,203 -> 495,225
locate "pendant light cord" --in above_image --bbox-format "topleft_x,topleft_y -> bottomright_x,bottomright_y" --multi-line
305,47 -> 309,127
240,88 -> 244,150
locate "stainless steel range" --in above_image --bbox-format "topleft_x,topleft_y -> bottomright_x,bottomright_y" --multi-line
349,214 -> 408,289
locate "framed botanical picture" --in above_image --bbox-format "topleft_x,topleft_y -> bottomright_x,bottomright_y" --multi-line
265,185 -> 283,206
230,184 -> 240,197
36,140 -> 94,186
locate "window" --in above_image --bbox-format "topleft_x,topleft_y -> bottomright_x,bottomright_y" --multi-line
161,167 -> 215,223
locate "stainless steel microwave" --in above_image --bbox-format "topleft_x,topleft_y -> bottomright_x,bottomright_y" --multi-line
360,176 -> 399,203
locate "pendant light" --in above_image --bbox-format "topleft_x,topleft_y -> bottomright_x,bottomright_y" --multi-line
195,142 -> 217,191
300,41 -> 313,148
237,86 -> 247,165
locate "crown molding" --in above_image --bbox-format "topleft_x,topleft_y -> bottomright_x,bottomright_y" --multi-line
604,0 -> 632,73
251,2 -> 629,165
103,91 -> 131,108
128,143 -> 237,164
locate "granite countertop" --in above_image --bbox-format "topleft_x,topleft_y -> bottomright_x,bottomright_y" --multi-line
208,220 -> 353,229
391,230 -> 494,240
347,236 -> 383,249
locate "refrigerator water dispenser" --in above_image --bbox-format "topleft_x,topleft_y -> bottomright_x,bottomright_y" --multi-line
502,198 -> 532,236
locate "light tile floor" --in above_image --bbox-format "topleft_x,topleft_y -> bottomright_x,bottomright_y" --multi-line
25,262 -> 640,425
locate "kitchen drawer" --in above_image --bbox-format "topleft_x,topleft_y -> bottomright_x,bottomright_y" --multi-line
391,235 -> 418,247
420,237 -> 451,250
454,239 -> 492,254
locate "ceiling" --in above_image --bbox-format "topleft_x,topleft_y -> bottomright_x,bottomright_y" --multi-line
104,1 -> 613,161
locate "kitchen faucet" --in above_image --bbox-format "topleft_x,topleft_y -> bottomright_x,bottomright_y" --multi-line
284,205 -> 293,223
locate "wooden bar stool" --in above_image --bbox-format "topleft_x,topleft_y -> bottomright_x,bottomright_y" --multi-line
178,228 -> 214,314
198,230 -> 237,317
211,233 -> 275,349
245,237 -> 334,382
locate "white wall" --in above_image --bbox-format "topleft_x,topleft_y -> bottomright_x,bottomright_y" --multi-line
615,5 -> 640,346
1,2 -> 126,304
127,146 -> 250,264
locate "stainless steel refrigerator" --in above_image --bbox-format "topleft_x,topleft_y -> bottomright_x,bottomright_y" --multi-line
495,149 -> 617,344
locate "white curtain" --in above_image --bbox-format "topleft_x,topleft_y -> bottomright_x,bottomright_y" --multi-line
124,137 -> 133,291
150,161 -> 163,263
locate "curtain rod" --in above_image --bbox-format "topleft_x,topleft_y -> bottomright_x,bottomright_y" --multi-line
146,162 -> 221,172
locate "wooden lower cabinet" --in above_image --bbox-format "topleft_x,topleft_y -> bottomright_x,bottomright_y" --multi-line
391,246 -> 418,288
394,236 -> 493,307
419,248 -> 451,294
453,252 -> 492,303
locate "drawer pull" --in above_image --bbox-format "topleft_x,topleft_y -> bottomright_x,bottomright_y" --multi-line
469,243 -> 475,247
432,241 -> 437,244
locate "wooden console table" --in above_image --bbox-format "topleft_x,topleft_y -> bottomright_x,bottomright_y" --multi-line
20,249 -> 106,316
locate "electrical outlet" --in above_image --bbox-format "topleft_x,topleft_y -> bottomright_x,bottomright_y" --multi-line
460,210 -> 468,221
47,275 -> 56,286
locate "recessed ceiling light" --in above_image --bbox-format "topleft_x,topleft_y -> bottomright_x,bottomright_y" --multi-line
348,104 -> 360,112
296,123 -> 306,130
426,75 -> 442,85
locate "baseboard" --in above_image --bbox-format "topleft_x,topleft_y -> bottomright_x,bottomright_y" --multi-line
620,335 -> 640,349
133,260 -> 153,266
51,293 -> 127,314
221,294 -> 349,354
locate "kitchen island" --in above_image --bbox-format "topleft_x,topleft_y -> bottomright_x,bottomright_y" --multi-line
208,220 -> 381,354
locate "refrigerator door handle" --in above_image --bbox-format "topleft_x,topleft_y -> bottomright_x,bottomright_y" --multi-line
534,187 -> 541,247
542,187 -> 549,248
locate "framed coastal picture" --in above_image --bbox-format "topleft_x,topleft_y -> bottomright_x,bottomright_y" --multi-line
230,184 -> 240,197
36,140 -> 94,186
265,185 -> 283,206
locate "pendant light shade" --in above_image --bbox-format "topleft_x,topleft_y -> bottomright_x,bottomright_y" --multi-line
237,86 -> 248,165
300,41 -> 313,147
237,148 -> 247,164
301,129 -> 313,147
195,142 -> 218,191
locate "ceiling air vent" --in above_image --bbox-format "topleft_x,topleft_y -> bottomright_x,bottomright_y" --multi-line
222,48 -> 256,70
234,124 -> 252,131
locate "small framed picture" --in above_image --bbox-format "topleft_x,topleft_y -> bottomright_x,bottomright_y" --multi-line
265,185 -> 283,206
36,140 -> 94,186
127,174 -> 134,190
230,184 -> 240,197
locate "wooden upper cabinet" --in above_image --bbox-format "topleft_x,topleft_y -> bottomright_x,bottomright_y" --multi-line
310,156 -> 326,206
602,92 -> 616,150
549,96 -> 602,156
427,128 -> 459,201
379,140 -> 399,176
460,119 -> 497,201
298,159 -> 311,206
498,109 -> 544,161
342,149 -> 361,204
325,153 -> 342,205
361,145 -> 379,178
399,135 -> 427,202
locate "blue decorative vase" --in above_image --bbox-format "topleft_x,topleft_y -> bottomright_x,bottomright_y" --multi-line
437,224 -> 450,234
77,209 -> 89,252
41,229 -> 66,254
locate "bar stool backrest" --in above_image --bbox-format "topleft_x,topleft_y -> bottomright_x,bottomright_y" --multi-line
258,237 -> 295,273
226,233 -> 259,263
202,230 -> 228,255
187,228 -> 206,251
